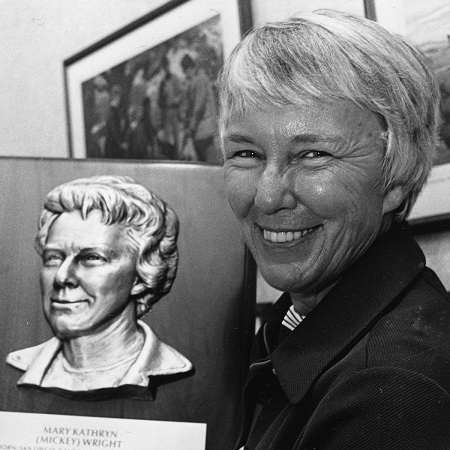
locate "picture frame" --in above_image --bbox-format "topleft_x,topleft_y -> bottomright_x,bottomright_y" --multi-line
408,165 -> 450,232
371,0 -> 450,227
363,0 -> 377,21
64,0 -> 252,163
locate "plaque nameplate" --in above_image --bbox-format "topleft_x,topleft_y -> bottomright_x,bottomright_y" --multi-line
0,411 -> 206,449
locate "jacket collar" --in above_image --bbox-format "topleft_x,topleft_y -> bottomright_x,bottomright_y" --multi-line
268,222 -> 425,404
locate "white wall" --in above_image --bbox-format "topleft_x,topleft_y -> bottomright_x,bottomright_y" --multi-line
251,0 -> 365,27
0,0 -> 168,158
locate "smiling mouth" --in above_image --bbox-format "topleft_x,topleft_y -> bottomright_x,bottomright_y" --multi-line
262,226 -> 319,243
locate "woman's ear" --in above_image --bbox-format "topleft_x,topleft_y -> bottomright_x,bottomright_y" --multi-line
382,185 -> 406,214
131,278 -> 152,317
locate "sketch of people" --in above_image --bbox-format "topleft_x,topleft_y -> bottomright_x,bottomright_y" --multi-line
104,85 -> 127,159
142,96 -> 158,159
128,66 -> 147,121
123,104 -> 149,159
84,75 -> 111,158
158,56 -> 184,160
6,176 -> 192,399
181,54 -> 219,163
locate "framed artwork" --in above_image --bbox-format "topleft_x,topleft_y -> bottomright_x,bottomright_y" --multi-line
414,229 -> 450,291
372,0 -> 450,226
64,0 -> 252,163
407,0 -> 450,227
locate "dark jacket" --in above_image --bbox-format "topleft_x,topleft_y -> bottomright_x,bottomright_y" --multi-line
239,222 -> 450,449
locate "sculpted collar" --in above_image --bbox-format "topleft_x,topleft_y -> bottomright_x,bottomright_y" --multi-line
6,320 -> 193,399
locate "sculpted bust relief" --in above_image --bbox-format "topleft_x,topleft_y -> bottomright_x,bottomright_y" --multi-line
6,175 -> 192,399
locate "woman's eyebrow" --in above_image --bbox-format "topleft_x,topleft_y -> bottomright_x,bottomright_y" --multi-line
291,133 -> 344,145
223,133 -> 255,144
224,132 -> 344,145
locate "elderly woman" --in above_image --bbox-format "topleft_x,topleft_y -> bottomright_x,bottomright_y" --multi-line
219,10 -> 450,450
7,175 -> 192,399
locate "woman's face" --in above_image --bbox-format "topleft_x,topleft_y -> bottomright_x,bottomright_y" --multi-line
40,210 -> 138,339
222,100 -> 402,296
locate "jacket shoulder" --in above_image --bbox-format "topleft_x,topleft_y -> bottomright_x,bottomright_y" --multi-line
301,366 -> 450,450
367,267 -> 450,389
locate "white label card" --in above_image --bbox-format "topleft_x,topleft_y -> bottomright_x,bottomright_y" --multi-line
0,411 -> 206,450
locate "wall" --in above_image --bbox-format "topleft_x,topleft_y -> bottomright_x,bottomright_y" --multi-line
0,0 -> 167,158
251,0 -> 365,26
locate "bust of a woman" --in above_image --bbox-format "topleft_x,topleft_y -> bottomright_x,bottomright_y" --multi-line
7,175 -> 192,399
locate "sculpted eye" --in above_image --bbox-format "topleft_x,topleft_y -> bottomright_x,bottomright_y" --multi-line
43,252 -> 64,267
84,254 -> 101,260
80,253 -> 107,266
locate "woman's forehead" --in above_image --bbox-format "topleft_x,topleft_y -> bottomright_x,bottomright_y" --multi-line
224,100 -> 383,139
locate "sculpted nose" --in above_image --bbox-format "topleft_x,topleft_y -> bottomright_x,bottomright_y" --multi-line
54,257 -> 78,288
254,167 -> 296,213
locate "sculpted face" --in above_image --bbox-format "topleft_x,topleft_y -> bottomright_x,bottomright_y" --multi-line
40,210 -> 138,339
222,100 -> 403,296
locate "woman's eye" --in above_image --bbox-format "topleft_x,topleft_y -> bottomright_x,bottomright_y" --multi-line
234,150 -> 259,158
303,150 -> 329,158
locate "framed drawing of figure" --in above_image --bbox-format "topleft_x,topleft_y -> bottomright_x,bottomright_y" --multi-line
64,0 -> 252,164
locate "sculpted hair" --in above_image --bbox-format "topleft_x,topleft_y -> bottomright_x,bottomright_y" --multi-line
218,9 -> 441,221
35,175 -> 179,317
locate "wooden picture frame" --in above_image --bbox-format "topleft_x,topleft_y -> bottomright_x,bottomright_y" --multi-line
64,0 -> 252,163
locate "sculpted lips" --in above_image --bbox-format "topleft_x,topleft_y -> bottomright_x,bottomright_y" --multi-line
262,226 -> 318,243
50,298 -> 89,309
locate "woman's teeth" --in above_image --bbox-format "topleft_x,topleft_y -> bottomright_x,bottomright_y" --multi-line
263,227 -> 316,243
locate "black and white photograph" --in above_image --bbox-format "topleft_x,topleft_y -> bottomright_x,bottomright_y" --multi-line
1,1 -> 450,449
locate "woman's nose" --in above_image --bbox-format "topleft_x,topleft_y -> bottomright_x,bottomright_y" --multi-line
54,256 -> 78,288
254,166 -> 296,214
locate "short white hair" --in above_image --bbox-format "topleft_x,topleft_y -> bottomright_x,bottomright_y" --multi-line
35,175 -> 179,317
218,10 -> 441,221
